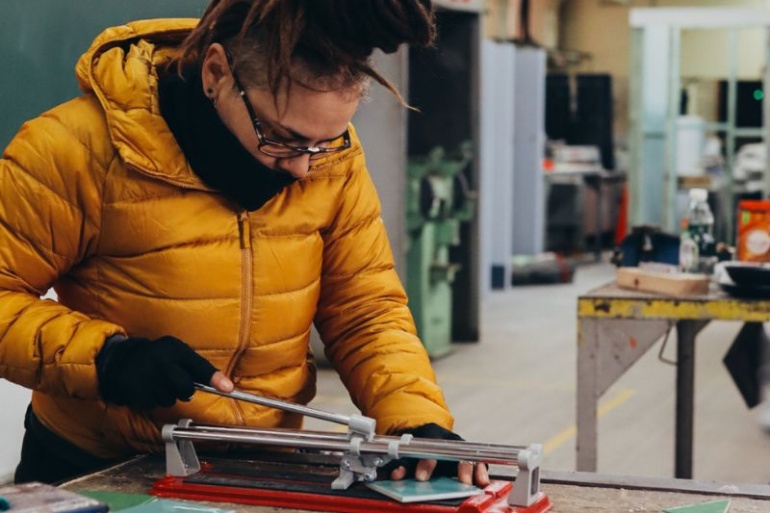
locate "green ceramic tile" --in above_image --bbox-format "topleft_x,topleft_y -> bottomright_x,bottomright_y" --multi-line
663,499 -> 730,513
77,491 -> 154,511
117,499 -> 235,513
366,477 -> 483,503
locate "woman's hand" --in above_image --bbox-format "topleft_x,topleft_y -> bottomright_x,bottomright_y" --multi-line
385,423 -> 491,487
96,334 -> 233,409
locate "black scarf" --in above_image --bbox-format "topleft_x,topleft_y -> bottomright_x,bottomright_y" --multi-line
157,69 -> 296,211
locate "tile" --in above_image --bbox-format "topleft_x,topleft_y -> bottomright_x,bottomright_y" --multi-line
663,499 -> 730,513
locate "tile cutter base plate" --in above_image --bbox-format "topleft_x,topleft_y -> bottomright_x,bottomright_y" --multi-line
150,452 -> 553,513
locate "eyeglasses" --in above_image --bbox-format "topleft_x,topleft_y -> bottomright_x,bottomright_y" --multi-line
225,51 -> 351,160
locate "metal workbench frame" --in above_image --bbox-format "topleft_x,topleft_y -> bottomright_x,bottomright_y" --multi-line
577,281 -> 770,479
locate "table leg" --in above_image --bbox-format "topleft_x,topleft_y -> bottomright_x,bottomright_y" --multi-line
674,320 -> 709,479
582,175 -> 602,262
577,317 -> 599,472
594,181 -> 602,261
577,316 -> 672,473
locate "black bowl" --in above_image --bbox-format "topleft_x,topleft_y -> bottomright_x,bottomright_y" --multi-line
724,262 -> 770,287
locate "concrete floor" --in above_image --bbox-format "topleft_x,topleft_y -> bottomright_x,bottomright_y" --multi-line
306,262 -> 770,486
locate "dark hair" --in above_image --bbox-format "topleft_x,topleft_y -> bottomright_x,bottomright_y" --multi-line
174,0 -> 436,103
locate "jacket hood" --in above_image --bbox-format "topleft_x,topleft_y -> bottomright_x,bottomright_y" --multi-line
75,19 -> 209,190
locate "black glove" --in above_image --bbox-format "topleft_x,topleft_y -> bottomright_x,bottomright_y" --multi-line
96,335 -> 218,410
380,423 -> 464,479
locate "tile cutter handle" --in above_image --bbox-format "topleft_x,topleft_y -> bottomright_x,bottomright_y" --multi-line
193,383 -> 376,440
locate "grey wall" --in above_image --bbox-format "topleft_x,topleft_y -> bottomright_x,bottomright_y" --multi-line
352,51 -> 409,273
0,0 -> 211,150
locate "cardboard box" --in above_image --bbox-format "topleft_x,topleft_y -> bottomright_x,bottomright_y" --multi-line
737,200 -> 770,262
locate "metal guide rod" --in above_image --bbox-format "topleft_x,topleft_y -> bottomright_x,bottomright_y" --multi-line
167,423 -> 527,466
194,383 -> 352,427
183,424 -> 530,451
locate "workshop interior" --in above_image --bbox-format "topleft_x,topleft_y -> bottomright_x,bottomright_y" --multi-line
1,0 -> 770,512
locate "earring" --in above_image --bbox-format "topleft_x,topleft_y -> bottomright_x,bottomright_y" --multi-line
206,88 -> 217,106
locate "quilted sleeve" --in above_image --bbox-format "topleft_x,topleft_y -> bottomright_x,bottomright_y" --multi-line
314,153 -> 454,435
0,104 -> 125,399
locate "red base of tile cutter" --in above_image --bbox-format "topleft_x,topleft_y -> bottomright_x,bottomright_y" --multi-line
151,455 -> 553,513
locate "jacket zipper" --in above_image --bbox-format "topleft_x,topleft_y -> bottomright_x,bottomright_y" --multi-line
225,211 -> 253,424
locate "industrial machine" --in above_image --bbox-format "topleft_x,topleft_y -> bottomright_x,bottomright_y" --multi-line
405,143 -> 476,358
152,384 -> 552,513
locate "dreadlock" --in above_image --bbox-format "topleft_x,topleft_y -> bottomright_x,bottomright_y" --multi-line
173,0 -> 436,104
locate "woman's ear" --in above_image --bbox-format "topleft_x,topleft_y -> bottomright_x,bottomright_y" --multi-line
201,43 -> 230,100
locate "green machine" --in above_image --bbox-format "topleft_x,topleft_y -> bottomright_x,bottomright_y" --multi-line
406,142 -> 475,358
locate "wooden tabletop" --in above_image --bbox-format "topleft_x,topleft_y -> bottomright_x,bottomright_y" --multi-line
581,281 -> 730,300
62,456 -> 770,513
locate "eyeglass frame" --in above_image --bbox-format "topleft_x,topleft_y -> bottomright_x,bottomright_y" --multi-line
224,49 -> 352,160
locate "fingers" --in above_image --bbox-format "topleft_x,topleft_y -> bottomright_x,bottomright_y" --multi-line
166,365 -> 196,402
390,466 -> 407,481
152,385 -> 178,409
161,369 -> 232,408
414,459 -> 437,481
388,459 -> 490,487
165,350 -> 231,405
210,371 -> 234,392
457,461 -> 474,485
458,461 -> 490,486
167,336 -> 233,395
474,463 -> 490,487
175,340 -> 219,384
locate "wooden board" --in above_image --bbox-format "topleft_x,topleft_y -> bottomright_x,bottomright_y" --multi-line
616,267 -> 710,297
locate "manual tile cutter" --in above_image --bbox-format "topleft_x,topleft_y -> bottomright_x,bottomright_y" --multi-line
151,383 -> 553,513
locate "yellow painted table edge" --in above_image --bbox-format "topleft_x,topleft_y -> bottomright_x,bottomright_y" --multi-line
578,285 -> 770,322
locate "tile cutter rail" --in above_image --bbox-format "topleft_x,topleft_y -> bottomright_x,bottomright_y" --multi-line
156,383 -> 552,513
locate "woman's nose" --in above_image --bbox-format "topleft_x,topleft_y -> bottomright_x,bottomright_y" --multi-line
276,153 -> 311,179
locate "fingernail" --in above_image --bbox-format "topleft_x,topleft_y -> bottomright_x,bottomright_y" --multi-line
416,470 -> 428,481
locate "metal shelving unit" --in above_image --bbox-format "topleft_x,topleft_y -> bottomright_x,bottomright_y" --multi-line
628,8 -> 770,242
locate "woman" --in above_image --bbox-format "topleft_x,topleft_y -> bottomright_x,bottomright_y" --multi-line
1,0 -> 489,487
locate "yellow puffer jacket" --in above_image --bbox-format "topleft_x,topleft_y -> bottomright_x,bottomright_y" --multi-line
0,19 -> 452,459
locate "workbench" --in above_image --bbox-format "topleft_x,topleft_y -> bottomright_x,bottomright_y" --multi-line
61,454 -> 770,513
577,281 -> 770,479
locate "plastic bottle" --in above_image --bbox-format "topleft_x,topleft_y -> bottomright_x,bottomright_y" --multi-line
679,219 -> 698,273
684,188 -> 717,274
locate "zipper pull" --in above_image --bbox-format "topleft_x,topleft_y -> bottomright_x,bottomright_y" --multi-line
239,212 -> 251,250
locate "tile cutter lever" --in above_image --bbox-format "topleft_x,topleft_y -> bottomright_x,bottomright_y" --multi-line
161,384 -> 544,507
193,382 -> 377,440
